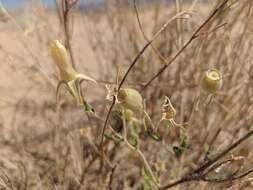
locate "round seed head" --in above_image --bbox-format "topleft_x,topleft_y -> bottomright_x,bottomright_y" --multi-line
124,109 -> 134,122
117,88 -> 143,112
201,68 -> 222,94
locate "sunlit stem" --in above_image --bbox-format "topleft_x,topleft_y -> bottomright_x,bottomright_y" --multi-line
154,118 -> 164,132
122,111 -> 159,186
170,119 -> 187,134
56,81 -> 66,105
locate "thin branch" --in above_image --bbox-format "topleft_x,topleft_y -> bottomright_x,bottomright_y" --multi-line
117,10 -> 190,91
143,0 -> 230,90
203,169 -> 253,183
58,0 -> 77,69
108,165 -> 117,190
133,0 -> 187,66
204,128 -> 222,161
193,128 -> 253,175
159,127 -> 253,190
99,96 -> 116,167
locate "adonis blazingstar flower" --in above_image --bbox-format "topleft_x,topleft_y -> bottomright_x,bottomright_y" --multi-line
201,68 -> 223,94
50,40 -> 96,112
117,88 -> 143,112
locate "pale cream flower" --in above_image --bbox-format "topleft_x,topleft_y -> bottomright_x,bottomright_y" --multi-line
50,40 -> 96,112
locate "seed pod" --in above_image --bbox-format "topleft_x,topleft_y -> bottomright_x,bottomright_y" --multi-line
50,40 -> 77,82
201,68 -> 222,94
124,109 -> 134,122
117,88 -> 143,112
162,96 -> 176,120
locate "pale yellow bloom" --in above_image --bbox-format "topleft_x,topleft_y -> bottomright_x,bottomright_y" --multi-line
201,68 -> 222,94
51,40 -> 76,82
50,40 -> 96,112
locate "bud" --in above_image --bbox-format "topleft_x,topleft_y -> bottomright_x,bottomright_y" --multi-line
162,96 -> 176,120
50,40 -> 77,82
201,68 -> 222,94
117,88 -> 143,112
51,40 -> 96,112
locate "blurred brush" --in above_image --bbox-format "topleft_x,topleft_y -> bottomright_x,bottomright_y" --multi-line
0,2 -> 10,22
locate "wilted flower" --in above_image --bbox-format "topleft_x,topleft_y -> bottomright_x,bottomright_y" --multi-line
162,96 -> 177,120
50,40 -> 96,112
201,68 -> 222,94
159,96 -> 187,130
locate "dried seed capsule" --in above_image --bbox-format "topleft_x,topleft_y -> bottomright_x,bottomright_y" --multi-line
201,68 -> 222,94
50,40 -> 77,82
117,88 -> 143,112
162,96 -> 176,120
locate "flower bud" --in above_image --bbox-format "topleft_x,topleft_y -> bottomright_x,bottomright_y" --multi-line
50,40 -> 77,81
201,68 -> 222,94
117,88 -> 143,112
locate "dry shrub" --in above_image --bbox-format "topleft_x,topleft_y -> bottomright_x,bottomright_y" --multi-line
0,0 -> 252,189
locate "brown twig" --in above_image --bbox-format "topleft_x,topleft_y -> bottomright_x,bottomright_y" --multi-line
204,128 -> 222,161
203,169 -> 253,183
108,165 -> 117,190
117,10 -> 191,90
99,96 -> 116,167
143,0 -> 230,90
133,0 -> 189,66
158,127 -> 253,190
56,0 -> 77,69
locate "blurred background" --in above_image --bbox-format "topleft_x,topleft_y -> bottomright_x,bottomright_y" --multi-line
1,0 -> 103,9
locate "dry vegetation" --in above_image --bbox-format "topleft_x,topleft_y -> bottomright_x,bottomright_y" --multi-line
0,0 -> 253,189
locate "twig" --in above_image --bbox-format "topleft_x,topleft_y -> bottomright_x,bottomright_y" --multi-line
204,128 -> 222,161
108,165 -> 117,190
133,0 -> 189,66
159,127 -> 253,190
56,0 -> 77,69
99,96 -> 116,167
143,0 -> 230,90
117,10 -> 191,90
203,169 -> 253,183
